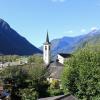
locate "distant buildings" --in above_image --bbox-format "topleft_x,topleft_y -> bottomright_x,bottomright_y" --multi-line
0,57 -> 28,70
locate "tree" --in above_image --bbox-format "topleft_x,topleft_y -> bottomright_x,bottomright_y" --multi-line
0,54 -> 50,99
0,55 -> 20,62
28,64 -> 49,98
28,55 -> 43,64
61,46 -> 100,100
0,65 -> 29,100
0,80 -> 3,86
19,88 -> 38,100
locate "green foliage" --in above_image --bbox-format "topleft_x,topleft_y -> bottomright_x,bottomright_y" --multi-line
49,79 -> 60,89
20,88 -> 38,100
0,56 -> 49,99
0,80 -> 3,86
28,64 -> 49,98
61,46 -> 100,99
28,55 -> 43,64
0,55 -> 20,62
47,79 -> 64,96
48,88 -> 63,96
0,65 -> 29,99
61,66 -> 79,94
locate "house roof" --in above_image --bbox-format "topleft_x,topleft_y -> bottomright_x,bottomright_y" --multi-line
38,94 -> 77,100
58,53 -> 71,58
48,61 -> 63,79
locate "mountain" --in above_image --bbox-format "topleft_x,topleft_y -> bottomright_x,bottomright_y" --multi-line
41,29 -> 100,57
0,18 -> 42,55
78,29 -> 100,48
51,35 -> 85,56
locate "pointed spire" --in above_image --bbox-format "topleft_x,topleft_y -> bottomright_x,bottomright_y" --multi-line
46,31 -> 49,43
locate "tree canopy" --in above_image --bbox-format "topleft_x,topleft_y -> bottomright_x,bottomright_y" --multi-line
0,55 -> 49,99
61,45 -> 100,100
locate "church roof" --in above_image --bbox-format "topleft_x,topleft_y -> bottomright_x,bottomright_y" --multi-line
44,31 -> 51,44
58,53 -> 71,58
48,61 -> 63,79
46,31 -> 49,43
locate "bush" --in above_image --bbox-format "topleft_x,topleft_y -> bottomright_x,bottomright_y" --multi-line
48,88 -> 64,96
50,79 -> 60,89
19,88 -> 38,100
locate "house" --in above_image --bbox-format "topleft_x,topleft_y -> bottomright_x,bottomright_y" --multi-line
47,61 -> 63,88
57,53 -> 71,64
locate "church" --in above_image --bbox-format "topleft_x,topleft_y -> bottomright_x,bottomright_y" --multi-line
43,32 -> 71,83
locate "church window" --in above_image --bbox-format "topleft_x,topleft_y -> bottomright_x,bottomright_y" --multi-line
45,46 -> 47,50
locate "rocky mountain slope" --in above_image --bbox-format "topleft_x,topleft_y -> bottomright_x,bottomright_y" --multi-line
0,18 -> 42,55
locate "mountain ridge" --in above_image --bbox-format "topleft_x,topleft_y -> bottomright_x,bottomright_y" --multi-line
0,18 -> 42,55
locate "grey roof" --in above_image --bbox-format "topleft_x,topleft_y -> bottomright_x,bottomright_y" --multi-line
58,53 -> 71,58
46,31 -> 49,43
50,61 -> 63,67
48,61 -> 63,79
44,31 -> 51,45
38,94 -> 77,100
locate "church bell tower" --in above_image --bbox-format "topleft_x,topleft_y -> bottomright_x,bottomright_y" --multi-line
43,31 -> 51,65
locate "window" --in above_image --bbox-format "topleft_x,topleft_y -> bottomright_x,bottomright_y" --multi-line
45,46 -> 47,50
49,46 -> 50,50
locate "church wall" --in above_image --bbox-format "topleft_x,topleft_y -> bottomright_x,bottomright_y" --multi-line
43,44 -> 50,65
57,55 -> 64,64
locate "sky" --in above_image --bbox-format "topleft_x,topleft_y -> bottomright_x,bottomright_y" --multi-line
0,0 -> 100,47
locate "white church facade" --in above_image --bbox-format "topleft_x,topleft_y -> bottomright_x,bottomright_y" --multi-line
43,32 -> 51,65
43,32 -> 71,65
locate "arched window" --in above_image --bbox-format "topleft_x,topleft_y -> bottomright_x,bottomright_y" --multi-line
49,46 -> 50,50
45,46 -> 47,50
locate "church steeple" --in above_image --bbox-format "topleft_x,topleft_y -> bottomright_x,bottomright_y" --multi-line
46,31 -> 50,43
43,31 -> 51,65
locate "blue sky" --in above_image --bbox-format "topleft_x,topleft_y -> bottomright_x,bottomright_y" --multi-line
0,0 -> 100,47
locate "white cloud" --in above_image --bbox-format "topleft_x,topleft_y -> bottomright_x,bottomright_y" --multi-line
81,29 -> 86,33
67,30 -> 73,33
90,27 -> 98,31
